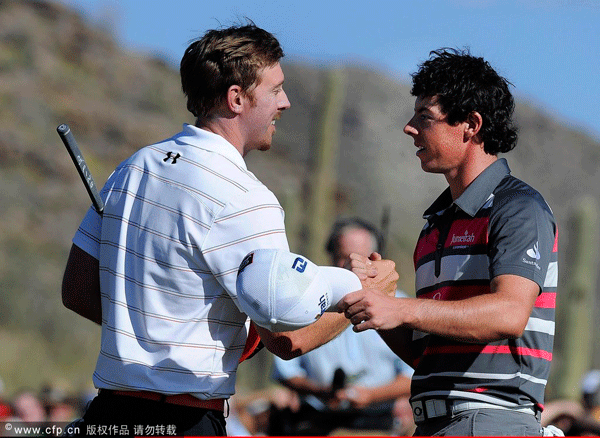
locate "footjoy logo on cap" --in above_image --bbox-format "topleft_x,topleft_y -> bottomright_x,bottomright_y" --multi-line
292,257 -> 307,273
318,294 -> 328,314
237,252 -> 254,277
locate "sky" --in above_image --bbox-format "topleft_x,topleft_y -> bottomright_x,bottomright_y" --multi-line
59,0 -> 600,141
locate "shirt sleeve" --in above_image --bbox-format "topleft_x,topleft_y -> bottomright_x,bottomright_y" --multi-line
72,206 -> 102,259
71,168 -> 116,258
488,191 -> 556,290
395,357 -> 414,377
201,186 -> 290,300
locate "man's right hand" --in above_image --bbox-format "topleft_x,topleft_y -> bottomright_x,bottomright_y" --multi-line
349,252 -> 399,296
338,288 -> 407,332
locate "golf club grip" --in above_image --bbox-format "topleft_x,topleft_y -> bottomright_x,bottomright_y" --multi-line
57,123 -> 104,214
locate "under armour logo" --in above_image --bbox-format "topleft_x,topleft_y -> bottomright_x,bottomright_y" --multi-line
292,257 -> 307,273
163,152 -> 180,164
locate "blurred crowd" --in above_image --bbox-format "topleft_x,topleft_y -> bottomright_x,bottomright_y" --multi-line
226,385 -> 414,436
0,378 -> 413,436
0,378 -> 94,425
540,370 -> 600,436
225,370 -> 600,436
4,371 -> 600,436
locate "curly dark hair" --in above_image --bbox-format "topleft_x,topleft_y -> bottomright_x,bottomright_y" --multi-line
410,48 -> 518,154
180,22 -> 284,121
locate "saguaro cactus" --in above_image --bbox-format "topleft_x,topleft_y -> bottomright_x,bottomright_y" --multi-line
303,67 -> 347,265
554,195 -> 599,399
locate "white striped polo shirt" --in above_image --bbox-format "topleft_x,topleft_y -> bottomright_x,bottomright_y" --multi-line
73,124 -> 289,399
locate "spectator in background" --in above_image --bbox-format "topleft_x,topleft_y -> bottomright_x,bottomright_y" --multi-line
541,371 -> 600,436
11,388 -> 46,422
0,377 -> 13,420
226,387 -> 300,436
39,383 -> 79,422
270,217 -> 414,435
581,369 -> 600,421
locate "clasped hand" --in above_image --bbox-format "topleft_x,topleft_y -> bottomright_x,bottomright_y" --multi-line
338,252 -> 404,332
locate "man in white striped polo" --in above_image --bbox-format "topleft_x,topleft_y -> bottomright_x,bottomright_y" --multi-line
62,22 -> 396,436
339,49 -> 558,436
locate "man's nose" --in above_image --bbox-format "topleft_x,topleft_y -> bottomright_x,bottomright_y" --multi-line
404,119 -> 418,136
280,90 -> 291,110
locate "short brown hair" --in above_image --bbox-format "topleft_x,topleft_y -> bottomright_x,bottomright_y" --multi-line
180,22 -> 284,120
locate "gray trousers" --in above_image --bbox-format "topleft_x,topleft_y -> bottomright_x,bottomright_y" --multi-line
413,408 -> 542,436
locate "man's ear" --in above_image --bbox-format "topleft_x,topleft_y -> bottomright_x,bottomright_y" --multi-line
464,111 -> 483,143
226,85 -> 244,114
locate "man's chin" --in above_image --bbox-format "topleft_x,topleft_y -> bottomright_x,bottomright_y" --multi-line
420,160 -> 443,174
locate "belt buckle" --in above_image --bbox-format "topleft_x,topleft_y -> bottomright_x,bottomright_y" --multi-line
412,400 -> 425,423
425,399 -> 449,418
412,399 -> 450,424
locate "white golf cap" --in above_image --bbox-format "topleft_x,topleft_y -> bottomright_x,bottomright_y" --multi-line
236,248 -> 362,332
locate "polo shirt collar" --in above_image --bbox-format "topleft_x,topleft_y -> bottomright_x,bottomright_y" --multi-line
177,123 -> 247,170
423,158 -> 511,219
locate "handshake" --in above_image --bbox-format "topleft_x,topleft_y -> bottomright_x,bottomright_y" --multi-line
236,248 -> 399,332
349,252 -> 399,297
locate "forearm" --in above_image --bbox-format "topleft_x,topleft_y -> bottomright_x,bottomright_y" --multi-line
338,375 -> 412,409
377,326 -> 417,366
62,244 -> 102,325
280,376 -> 331,398
363,375 -> 411,404
406,297 -> 505,342
257,312 -> 349,360
342,275 -> 539,344
399,291 -> 534,343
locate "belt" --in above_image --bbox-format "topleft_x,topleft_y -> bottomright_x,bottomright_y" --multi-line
411,399 -> 537,424
100,389 -> 225,411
